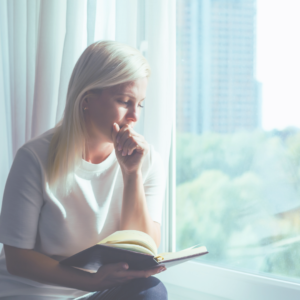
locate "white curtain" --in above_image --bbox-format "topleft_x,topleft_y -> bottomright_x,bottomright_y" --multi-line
0,0 -> 175,249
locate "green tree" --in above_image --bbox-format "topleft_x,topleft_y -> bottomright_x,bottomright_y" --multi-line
176,170 -> 265,264
176,129 -> 300,278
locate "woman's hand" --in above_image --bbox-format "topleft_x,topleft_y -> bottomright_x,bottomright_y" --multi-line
90,262 -> 166,291
4,245 -> 166,293
112,123 -> 149,175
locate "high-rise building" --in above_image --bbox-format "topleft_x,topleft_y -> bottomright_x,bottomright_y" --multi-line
176,0 -> 261,134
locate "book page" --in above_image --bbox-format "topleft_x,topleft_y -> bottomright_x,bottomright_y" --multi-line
102,243 -> 154,256
98,230 -> 157,256
155,246 -> 208,262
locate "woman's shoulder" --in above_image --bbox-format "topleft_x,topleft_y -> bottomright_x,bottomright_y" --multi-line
17,128 -> 55,165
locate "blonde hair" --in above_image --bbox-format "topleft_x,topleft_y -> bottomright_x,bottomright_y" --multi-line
47,40 -> 151,194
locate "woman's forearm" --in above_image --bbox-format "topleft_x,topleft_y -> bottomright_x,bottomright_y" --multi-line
120,170 -> 161,247
4,245 -> 94,292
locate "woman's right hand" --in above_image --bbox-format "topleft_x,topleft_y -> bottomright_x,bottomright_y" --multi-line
4,245 -> 166,292
90,262 -> 166,291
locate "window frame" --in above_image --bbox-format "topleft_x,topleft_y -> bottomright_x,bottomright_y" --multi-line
159,116 -> 300,299
157,261 -> 300,299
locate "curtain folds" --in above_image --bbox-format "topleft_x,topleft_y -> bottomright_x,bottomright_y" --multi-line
0,0 -> 175,224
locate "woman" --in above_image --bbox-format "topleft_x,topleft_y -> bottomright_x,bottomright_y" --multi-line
0,41 -> 168,299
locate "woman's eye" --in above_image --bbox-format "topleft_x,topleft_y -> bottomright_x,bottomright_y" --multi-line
117,99 -> 143,108
118,100 -> 128,105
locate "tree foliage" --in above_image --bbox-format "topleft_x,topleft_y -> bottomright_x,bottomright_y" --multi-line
176,130 -> 300,279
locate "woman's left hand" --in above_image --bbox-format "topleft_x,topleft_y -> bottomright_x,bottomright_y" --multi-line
112,123 -> 149,175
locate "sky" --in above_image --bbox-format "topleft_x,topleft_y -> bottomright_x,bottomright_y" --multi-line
256,0 -> 300,130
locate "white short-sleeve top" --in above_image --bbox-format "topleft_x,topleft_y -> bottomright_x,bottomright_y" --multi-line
0,129 -> 166,299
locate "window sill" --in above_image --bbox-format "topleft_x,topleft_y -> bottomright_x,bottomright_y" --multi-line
155,261 -> 300,300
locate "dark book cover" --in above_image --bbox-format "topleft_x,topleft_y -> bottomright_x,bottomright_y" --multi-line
60,244 -> 209,272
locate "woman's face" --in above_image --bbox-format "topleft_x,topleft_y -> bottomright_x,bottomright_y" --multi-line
83,77 -> 148,143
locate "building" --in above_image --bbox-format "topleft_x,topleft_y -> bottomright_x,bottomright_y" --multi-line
176,0 -> 261,134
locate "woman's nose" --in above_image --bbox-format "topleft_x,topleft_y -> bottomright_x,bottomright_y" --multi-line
126,106 -> 139,122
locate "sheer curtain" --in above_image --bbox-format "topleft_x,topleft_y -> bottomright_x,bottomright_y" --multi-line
0,0 -> 175,249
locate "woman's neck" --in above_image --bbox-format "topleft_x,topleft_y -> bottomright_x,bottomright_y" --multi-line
84,140 -> 114,164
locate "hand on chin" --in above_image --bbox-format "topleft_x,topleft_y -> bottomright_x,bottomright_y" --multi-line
111,123 -> 148,175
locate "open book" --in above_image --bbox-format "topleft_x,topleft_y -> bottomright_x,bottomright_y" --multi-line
60,230 -> 208,272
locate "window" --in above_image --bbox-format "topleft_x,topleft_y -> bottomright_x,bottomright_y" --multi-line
174,0 -> 300,293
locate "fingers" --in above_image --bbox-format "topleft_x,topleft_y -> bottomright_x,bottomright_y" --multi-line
102,262 -> 166,278
112,124 -> 148,160
94,263 -> 166,291
116,125 -> 140,156
121,139 -> 137,156
111,262 -> 129,271
116,125 -> 132,148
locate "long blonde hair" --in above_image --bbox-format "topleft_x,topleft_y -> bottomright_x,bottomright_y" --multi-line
47,41 -> 151,194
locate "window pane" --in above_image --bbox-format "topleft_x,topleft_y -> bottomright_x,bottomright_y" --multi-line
176,0 -> 300,282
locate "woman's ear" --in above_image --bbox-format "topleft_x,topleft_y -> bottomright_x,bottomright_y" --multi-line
81,92 -> 90,112
82,91 -> 89,103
